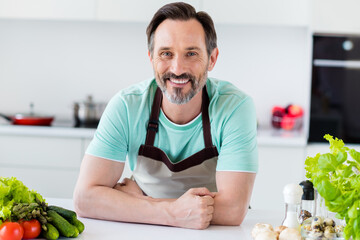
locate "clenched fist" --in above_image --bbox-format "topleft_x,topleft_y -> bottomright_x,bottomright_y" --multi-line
168,188 -> 216,229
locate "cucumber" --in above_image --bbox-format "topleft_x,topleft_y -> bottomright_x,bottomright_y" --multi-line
48,205 -> 77,221
41,223 -> 60,240
70,217 -> 85,234
47,210 -> 76,237
72,226 -> 79,238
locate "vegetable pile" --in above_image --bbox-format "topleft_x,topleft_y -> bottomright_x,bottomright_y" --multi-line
0,177 -> 84,239
305,134 -> 360,240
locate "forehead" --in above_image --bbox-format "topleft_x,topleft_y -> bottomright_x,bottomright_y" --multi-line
153,19 -> 206,50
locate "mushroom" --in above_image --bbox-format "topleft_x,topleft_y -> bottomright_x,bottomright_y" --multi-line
279,227 -> 301,240
274,225 -> 287,234
254,231 -> 278,240
251,223 -> 274,238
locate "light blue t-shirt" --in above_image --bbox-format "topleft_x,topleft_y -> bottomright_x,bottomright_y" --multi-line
86,78 -> 258,173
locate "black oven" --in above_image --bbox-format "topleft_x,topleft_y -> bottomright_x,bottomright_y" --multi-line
309,34 -> 360,143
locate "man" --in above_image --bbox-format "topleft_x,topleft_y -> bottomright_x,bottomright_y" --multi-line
73,2 -> 258,230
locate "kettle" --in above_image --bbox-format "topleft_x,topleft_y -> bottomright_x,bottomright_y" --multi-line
73,95 -> 106,128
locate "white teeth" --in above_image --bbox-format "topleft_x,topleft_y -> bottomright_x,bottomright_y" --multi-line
170,79 -> 189,84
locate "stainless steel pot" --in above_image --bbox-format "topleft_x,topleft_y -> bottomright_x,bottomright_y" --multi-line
73,95 -> 106,128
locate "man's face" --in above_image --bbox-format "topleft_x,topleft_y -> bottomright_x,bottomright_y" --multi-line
150,19 -> 216,105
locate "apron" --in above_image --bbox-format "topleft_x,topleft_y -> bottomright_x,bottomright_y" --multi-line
133,86 -> 219,198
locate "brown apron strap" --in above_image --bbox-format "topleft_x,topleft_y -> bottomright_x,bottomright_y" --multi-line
201,86 -> 213,148
144,87 -> 162,146
145,85 -> 212,148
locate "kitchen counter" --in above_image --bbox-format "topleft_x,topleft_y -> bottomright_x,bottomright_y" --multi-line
46,198 -> 283,240
0,124 -> 307,146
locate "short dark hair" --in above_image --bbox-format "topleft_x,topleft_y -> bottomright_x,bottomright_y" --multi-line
146,2 -> 217,56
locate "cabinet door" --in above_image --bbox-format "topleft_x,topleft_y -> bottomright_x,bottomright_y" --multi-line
202,0 -> 310,26
0,0 -> 96,20
96,0 -> 201,22
0,135 -> 83,198
312,0 -> 360,34
250,146 -> 306,211
0,167 -> 78,198
0,135 -> 82,168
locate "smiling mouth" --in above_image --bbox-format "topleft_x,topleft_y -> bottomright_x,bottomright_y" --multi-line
169,78 -> 190,84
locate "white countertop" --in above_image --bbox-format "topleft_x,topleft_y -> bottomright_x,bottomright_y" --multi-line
0,124 -> 307,146
46,198 -> 283,240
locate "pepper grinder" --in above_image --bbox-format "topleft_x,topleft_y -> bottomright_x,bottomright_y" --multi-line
281,183 -> 303,229
299,180 -> 316,223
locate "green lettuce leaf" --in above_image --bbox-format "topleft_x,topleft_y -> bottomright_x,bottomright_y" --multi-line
0,177 -> 45,224
305,134 -> 360,240
349,149 -> 360,164
318,153 -> 338,171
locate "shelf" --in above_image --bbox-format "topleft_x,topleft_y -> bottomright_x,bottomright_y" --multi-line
257,127 -> 307,147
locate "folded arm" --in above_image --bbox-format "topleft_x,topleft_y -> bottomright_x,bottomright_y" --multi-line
211,171 -> 256,225
73,154 -> 215,229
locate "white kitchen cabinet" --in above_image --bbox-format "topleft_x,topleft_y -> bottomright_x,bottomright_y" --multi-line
0,0 -> 311,28
312,0 -> 360,34
0,134 -> 85,198
250,145 -> 307,211
0,0 -> 96,20
96,0 -> 201,22
0,167 -> 79,199
202,0 -> 310,27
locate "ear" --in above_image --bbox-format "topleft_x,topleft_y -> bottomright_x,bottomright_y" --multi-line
148,50 -> 153,64
207,47 -> 219,71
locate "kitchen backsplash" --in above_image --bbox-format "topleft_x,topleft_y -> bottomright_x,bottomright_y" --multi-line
0,19 -> 311,130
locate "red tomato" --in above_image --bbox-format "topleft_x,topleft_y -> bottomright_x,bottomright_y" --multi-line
19,219 -> 42,239
0,222 -> 24,240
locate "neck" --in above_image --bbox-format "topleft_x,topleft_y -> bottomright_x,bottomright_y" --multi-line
161,89 -> 202,125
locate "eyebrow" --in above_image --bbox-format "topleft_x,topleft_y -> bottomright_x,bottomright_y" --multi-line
186,47 -> 201,51
157,46 -> 201,51
158,47 -> 171,51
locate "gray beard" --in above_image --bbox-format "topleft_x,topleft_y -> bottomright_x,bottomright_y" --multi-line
158,72 -> 207,105
163,85 -> 200,105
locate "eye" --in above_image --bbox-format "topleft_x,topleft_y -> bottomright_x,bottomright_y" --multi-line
161,51 -> 172,57
187,52 -> 197,57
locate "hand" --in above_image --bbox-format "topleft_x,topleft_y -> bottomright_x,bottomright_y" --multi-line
168,188 -> 215,229
113,178 -> 145,198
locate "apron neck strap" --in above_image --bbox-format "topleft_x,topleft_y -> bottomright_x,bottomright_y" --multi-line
145,85 -> 213,148
145,87 -> 162,146
201,86 -> 213,148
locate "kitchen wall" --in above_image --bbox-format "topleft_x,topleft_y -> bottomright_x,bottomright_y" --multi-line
0,19 -> 311,129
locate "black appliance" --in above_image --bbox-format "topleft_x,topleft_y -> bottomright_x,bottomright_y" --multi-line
309,34 -> 360,143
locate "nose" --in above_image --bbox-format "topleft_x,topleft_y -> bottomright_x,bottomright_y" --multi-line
169,56 -> 187,76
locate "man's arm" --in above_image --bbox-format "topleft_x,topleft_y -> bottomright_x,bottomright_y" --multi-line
210,171 -> 256,225
73,154 -> 215,229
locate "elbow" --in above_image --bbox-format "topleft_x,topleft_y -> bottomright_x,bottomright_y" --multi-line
231,207 -> 247,226
73,187 -> 89,218
224,205 -> 248,226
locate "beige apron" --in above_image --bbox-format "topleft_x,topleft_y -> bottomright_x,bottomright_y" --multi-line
133,86 -> 219,198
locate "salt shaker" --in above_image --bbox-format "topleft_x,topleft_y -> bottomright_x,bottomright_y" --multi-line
299,180 -> 316,223
281,183 -> 303,229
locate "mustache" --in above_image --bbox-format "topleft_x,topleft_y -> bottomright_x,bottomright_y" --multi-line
161,72 -> 195,81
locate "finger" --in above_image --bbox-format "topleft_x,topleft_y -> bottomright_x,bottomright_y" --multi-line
201,195 -> 215,205
121,178 -> 131,184
206,213 -> 213,222
207,206 -> 214,214
189,187 -> 213,197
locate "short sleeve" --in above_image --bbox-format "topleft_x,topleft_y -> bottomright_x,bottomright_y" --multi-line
85,94 -> 129,162
216,96 -> 258,172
